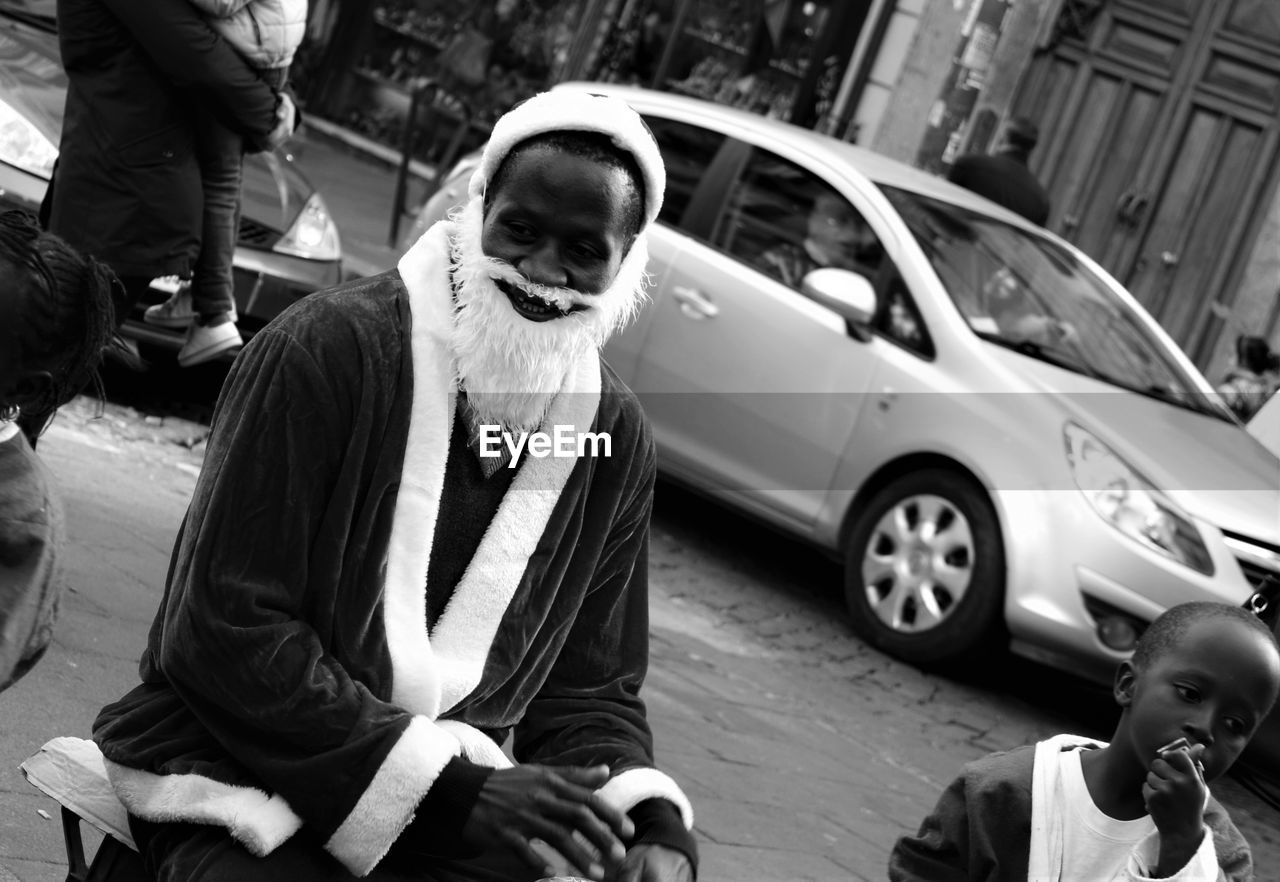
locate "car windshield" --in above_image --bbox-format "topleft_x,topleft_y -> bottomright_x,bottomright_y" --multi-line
0,0 -> 55,27
881,186 -> 1229,420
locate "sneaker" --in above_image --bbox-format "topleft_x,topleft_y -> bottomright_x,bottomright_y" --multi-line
143,284 -> 195,328
178,320 -> 243,367
144,282 -> 237,328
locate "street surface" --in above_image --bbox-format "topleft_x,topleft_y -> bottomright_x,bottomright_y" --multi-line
1,395 -> 1278,882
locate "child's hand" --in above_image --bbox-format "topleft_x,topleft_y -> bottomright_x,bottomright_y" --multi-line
1144,739 -> 1207,874
265,93 -> 298,151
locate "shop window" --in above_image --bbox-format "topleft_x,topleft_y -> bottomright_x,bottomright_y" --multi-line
643,117 -> 727,230
592,0 -> 867,130
343,3 -> 482,154
712,149 -> 884,292
310,1 -> 594,162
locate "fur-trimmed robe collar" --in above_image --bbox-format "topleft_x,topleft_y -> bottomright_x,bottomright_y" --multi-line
387,222 -> 603,721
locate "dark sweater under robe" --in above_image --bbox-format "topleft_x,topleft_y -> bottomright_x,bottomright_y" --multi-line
92,223 -> 695,877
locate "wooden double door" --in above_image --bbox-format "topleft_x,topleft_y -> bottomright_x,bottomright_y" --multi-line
1013,0 -> 1280,365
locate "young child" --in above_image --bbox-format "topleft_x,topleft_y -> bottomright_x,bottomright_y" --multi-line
0,209 -> 118,690
889,601 -> 1280,881
143,0 -> 306,367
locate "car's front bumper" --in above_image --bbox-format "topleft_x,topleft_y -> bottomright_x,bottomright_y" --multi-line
999,488 -> 1280,780
995,488 -> 1260,684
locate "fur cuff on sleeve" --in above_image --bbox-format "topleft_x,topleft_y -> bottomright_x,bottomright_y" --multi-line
324,715 -> 462,876
104,758 -> 303,857
596,767 -> 694,831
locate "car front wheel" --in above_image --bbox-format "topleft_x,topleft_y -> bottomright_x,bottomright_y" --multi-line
844,469 -> 1005,665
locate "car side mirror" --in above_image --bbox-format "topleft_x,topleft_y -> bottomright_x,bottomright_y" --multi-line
801,268 -> 877,341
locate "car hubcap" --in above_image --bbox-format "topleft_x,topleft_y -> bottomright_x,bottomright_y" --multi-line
861,494 -> 975,634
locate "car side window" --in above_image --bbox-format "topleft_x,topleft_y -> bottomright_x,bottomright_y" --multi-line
711,148 -> 885,291
712,147 -> 933,357
643,117 -> 727,231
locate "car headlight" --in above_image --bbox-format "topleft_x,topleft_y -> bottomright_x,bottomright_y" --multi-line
0,97 -> 57,179
273,192 -> 341,261
1064,423 -> 1213,575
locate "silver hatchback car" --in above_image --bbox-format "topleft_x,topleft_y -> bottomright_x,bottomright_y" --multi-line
406,85 -> 1280,693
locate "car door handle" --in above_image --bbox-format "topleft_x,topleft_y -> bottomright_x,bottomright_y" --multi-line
672,285 -> 719,319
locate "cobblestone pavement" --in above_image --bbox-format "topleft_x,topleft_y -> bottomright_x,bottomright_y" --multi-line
1,400 -> 1277,881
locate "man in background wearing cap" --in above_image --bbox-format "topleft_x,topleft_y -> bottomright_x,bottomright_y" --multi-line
947,116 -> 1052,226
89,90 -> 695,882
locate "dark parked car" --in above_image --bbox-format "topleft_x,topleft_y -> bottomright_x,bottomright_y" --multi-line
0,0 -> 343,354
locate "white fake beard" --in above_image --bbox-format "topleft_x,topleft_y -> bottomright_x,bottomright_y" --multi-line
447,195 -> 648,433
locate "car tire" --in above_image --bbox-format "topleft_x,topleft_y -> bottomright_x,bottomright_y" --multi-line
844,468 -> 1005,665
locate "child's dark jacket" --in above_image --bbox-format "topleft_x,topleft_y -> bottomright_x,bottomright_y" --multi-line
889,743 -> 1252,881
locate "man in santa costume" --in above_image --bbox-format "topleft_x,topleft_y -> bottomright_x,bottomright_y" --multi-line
92,90 -> 696,882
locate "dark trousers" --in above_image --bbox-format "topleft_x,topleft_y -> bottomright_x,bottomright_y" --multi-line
190,66 -> 289,322
190,114 -> 243,322
130,816 -> 541,882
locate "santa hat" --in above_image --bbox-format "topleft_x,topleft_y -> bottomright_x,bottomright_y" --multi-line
468,90 -> 666,229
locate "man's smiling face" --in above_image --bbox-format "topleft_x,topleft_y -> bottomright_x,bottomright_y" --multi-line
480,145 -> 638,321
446,132 -> 651,433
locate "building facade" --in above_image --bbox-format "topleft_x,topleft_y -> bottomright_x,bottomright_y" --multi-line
853,0 -> 1280,376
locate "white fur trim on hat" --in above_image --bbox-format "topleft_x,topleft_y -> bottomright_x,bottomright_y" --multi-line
468,90 -> 666,228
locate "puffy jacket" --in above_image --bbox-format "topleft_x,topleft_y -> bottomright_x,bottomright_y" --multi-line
47,0 -> 279,278
190,0 -> 306,69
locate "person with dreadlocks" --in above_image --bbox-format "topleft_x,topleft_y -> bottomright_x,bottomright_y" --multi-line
0,209 -> 118,690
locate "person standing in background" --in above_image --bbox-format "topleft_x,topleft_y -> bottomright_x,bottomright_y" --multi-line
142,0 -> 307,367
42,0 -> 295,353
947,116 -> 1051,226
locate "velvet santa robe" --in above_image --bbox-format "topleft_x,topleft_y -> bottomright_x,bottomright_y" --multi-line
92,223 -> 693,877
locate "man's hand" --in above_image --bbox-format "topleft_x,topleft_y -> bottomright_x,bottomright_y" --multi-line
1144,742 -> 1207,876
461,764 -> 632,881
611,843 -> 694,882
